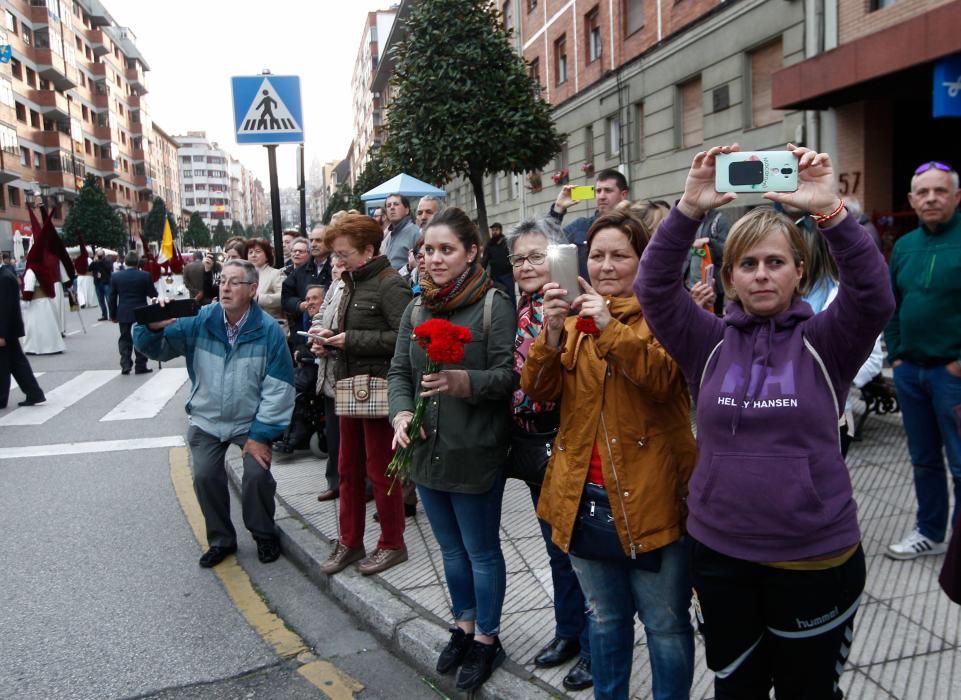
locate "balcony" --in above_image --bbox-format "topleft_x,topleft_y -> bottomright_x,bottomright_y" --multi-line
29,2 -> 48,25
86,28 -> 109,56
32,129 -> 73,151
127,93 -> 141,111
33,49 -> 78,91
134,199 -> 150,214
125,67 -> 147,94
0,147 -> 24,186
88,124 -> 112,142
105,189 -> 121,206
131,148 -> 145,162
86,0 -> 111,27
128,120 -> 143,136
92,91 -> 109,110
88,62 -> 107,81
29,89 -> 71,120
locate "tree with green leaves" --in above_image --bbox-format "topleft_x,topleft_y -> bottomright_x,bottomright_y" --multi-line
230,221 -> 246,239
182,212 -> 210,249
143,197 -> 170,243
380,0 -> 563,238
351,151 -> 388,212
212,221 -> 229,248
62,175 -> 126,249
322,184 -> 353,224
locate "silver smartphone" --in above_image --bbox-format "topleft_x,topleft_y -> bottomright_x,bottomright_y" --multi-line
715,151 -> 799,193
548,244 -> 580,304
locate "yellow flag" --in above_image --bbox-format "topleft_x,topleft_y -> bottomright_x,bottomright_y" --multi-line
159,217 -> 174,262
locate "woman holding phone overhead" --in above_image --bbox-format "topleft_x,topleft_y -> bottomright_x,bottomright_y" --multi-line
635,144 -> 895,699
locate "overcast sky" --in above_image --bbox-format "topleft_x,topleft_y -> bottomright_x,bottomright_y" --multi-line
109,0 -> 377,189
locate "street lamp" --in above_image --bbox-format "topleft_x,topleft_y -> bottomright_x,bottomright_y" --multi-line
25,185 -> 65,219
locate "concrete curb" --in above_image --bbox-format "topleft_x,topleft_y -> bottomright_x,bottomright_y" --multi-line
227,459 -> 560,699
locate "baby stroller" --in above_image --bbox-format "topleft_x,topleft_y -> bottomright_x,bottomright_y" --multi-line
274,354 -> 327,456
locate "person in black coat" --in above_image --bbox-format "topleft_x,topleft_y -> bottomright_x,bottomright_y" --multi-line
109,251 -> 157,375
0,252 -> 45,408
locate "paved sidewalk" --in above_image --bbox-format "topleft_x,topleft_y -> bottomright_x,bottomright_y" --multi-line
227,402 -> 959,699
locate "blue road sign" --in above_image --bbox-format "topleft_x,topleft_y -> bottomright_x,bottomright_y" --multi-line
231,75 -> 303,144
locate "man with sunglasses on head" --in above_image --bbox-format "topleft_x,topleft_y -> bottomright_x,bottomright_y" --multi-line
886,161 -> 961,561
135,259 -> 294,569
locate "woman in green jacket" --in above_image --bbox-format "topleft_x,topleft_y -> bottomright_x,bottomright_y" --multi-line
388,207 -> 516,692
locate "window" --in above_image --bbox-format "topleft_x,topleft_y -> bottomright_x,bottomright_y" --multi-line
528,57 -> 541,97
584,124 -> 594,164
30,110 -> 40,128
491,173 -> 501,205
0,78 -> 13,108
5,10 -> 16,33
184,184 -> 194,192
586,8 -> 602,63
10,59 -> 22,81
193,155 -> 204,162
510,173 -> 520,199
22,26 -> 32,47
9,186 -> 20,207
25,67 -> 36,89
15,102 -> 26,122
869,0 -> 897,9
185,198 -> 195,207
678,77 -> 703,148
556,140 -> 568,171
20,147 -> 30,167
606,115 -> 621,157
527,0 -> 537,11
624,0 -> 644,35
749,39 -> 783,128
0,124 -> 17,154
502,1 -> 512,32
555,35 -> 567,85
633,102 -> 644,160
182,170 -> 192,178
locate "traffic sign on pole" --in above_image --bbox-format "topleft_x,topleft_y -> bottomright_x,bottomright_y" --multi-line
231,75 -> 304,144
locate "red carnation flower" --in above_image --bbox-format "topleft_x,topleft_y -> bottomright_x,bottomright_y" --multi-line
575,316 -> 600,337
414,318 -> 473,365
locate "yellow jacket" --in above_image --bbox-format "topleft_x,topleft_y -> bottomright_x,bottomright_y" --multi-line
520,295 -> 696,557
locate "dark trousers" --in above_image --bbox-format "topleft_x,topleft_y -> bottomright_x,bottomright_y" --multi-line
528,483 -> 591,659
94,281 -> 110,319
0,338 -> 45,408
118,322 -> 147,371
322,395 -> 340,491
690,537 -> 866,700
186,425 -> 278,548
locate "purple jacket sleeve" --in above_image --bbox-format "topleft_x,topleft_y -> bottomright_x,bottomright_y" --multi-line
635,207 -> 725,395
803,214 -> 895,398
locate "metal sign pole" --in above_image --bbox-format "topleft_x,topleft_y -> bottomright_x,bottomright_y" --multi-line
266,144 -> 283,269
298,143 -> 307,235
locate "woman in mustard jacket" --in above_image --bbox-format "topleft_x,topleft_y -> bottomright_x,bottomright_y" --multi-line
520,209 -> 696,700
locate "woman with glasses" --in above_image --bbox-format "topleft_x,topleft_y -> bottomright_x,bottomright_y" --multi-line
245,238 -> 286,327
635,144 -> 895,699
313,215 -> 412,578
521,209 -> 697,700
507,217 -> 594,691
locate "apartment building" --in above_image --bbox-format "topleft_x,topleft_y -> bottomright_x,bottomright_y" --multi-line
148,121 -> 181,223
1,0 -> 153,249
773,0 -> 961,241
350,7 -> 396,184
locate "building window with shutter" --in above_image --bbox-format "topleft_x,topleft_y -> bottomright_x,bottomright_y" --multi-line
633,102 -> 645,160
586,8 -> 602,63
624,0 -> 644,35
606,115 -> 621,157
748,39 -> 783,128
529,57 -> 541,97
678,77 -> 703,149
555,35 -> 567,84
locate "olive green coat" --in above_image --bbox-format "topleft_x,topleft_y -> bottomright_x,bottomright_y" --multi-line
388,289 -> 516,493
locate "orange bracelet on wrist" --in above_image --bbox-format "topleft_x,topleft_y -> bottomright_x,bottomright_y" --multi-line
812,199 -> 845,226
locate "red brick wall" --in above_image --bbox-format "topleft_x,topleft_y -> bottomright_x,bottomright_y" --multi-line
839,0 -> 955,43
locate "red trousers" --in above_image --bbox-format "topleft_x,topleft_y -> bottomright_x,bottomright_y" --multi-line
337,415 -> 405,550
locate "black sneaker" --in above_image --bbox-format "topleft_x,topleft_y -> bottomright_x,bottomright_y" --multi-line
456,637 -> 505,691
199,545 -> 237,568
256,538 -> 281,563
436,626 -> 474,675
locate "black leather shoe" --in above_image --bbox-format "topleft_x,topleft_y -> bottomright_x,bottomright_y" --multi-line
562,657 -> 593,691
436,626 -> 474,675
135,367 -> 153,375
121,368 -> 131,375
199,545 -> 237,568
17,396 -> 46,407
317,488 -> 339,502
456,637 -> 505,691
533,637 -> 580,668
256,538 -> 281,563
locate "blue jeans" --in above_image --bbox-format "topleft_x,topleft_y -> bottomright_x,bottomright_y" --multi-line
94,280 -> 110,319
529,484 -> 590,659
894,362 -> 961,542
571,539 -> 694,700
417,477 -> 506,636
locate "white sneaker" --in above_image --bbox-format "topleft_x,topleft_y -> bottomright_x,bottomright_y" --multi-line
886,529 -> 947,560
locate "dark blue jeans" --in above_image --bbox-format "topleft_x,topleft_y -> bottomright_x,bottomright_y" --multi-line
571,539 -> 694,700
94,280 -> 110,319
894,362 -> 961,542
417,476 -> 506,636
529,483 -> 590,659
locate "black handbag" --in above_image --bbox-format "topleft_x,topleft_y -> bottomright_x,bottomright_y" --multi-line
568,483 -> 662,571
506,414 -> 559,485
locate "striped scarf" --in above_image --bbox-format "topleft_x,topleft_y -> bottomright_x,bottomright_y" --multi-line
420,261 -> 491,313
512,290 -> 556,429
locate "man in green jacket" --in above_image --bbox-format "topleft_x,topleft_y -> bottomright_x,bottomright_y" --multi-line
885,162 -> 961,561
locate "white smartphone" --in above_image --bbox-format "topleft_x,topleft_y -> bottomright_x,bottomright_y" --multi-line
715,151 -> 799,193
547,244 -> 580,304
296,331 -> 325,343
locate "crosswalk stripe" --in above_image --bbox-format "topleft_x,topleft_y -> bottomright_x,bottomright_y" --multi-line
0,370 -> 116,426
13,372 -> 44,392
100,368 -> 190,422
0,435 -> 186,459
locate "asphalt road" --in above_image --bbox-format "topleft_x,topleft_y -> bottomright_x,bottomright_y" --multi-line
0,304 -> 437,699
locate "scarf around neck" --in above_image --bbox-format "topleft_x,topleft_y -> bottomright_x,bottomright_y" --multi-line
420,261 -> 491,313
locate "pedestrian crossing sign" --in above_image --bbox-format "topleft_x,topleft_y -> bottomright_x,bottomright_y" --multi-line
231,75 -> 304,144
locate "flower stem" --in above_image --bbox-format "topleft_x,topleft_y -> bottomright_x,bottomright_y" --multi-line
386,360 -> 438,495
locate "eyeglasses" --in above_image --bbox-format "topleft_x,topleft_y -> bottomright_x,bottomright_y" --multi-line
219,279 -> 254,288
914,161 -> 954,175
291,248 -> 308,255
508,251 -> 547,268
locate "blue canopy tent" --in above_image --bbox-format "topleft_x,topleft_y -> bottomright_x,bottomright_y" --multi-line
360,174 -> 448,211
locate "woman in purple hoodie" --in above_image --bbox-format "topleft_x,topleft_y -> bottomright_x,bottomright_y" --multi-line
635,144 -> 895,699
